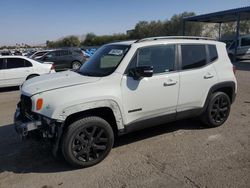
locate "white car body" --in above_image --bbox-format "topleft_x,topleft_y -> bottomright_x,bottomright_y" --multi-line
0,56 -> 55,88
20,38 -> 237,128
15,36 -> 237,167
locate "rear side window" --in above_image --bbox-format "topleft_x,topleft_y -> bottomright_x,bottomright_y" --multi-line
208,45 -> 218,62
60,50 -> 69,56
6,58 -> 31,69
181,44 -> 207,70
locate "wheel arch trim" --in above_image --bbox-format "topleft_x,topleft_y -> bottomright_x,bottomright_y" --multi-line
203,81 -> 236,111
58,99 -> 124,130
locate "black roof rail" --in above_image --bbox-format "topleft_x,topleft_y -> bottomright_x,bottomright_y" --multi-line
135,36 -> 216,43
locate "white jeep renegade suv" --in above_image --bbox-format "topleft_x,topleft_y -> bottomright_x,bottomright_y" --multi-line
14,36 -> 237,167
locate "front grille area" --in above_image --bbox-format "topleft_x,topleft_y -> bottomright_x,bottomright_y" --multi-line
20,95 -> 32,117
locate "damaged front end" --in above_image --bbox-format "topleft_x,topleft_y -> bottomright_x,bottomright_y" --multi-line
14,95 -> 63,155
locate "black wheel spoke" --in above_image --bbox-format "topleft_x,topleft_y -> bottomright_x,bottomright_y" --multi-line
85,151 -> 90,161
93,144 -> 106,151
75,135 -> 85,143
92,148 -> 98,159
73,144 -> 81,151
76,149 -> 86,158
96,129 -> 104,139
90,126 -> 97,137
210,95 -> 230,124
71,124 -> 109,164
96,137 -> 108,143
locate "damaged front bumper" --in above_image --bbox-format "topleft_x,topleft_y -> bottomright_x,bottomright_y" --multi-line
14,107 -> 64,156
14,108 -> 42,137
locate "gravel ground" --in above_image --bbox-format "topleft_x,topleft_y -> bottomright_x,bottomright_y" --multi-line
0,62 -> 249,188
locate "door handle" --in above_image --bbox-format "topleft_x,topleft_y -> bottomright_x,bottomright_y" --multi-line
163,79 -> 177,86
204,73 -> 214,79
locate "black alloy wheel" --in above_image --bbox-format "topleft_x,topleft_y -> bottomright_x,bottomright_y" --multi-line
201,92 -> 231,127
62,116 -> 114,168
72,61 -> 82,70
210,94 -> 230,124
72,125 -> 109,162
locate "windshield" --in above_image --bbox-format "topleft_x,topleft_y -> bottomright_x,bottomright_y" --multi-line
78,44 -> 130,77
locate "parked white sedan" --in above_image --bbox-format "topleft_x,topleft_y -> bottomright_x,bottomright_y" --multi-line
0,56 -> 55,88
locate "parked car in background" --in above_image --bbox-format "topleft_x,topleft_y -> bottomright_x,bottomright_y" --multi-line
221,34 -> 250,61
36,48 -> 86,71
0,56 -> 55,88
13,50 -> 22,56
0,51 -> 12,56
30,50 -> 51,59
23,50 -> 37,57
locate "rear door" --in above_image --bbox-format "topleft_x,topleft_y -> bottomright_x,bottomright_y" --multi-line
177,44 -> 218,114
5,58 -> 33,86
58,50 -> 72,69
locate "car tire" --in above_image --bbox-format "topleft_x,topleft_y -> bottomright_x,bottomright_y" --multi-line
26,74 -> 39,80
200,92 -> 231,127
71,61 -> 82,70
62,116 -> 114,168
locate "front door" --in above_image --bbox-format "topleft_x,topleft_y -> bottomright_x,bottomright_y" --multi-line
121,44 -> 180,126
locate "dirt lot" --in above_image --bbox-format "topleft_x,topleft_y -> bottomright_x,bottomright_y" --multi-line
0,62 -> 250,188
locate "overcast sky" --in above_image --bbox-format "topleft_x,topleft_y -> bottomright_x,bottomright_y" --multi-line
0,0 -> 249,46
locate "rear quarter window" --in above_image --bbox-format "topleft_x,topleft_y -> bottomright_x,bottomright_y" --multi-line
208,45 -> 218,62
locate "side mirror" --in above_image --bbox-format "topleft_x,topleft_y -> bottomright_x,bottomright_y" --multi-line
128,66 -> 153,80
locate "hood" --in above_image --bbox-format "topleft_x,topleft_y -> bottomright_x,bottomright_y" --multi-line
21,71 -> 101,96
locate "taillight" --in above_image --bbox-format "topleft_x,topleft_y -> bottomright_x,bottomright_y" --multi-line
233,65 -> 236,75
51,63 -> 55,70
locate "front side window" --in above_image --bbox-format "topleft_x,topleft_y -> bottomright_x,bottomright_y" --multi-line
78,44 -> 130,76
181,44 -> 207,70
45,51 -> 57,58
128,45 -> 176,74
6,58 -> 25,69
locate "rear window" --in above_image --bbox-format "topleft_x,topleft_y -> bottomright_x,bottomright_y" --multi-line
181,44 -> 207,70
208,45 -> 218,62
